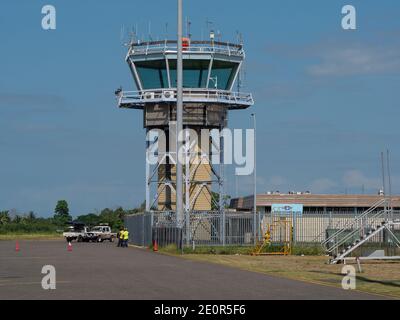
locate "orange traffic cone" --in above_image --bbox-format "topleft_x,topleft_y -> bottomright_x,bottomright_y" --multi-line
67,242 -> 72,252
15,240 -> 20,252
153,240 -> 158,252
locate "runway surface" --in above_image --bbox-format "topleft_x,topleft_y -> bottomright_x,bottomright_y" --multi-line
0,240 -> 386,300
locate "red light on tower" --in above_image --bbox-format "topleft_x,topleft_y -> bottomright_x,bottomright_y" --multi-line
182,37 -> 190,51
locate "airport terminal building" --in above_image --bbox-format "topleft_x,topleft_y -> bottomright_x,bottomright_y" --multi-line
230,193 -> 400,214
230,193 -> 400,244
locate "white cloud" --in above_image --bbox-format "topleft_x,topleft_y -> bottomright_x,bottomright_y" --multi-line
0,93 -> 67,113
307,45 -> 400,77
231,174 -> 290,196
342,170 -> 381,190
310,178 -> 337,193
262,176 -> 290,193
265,37 -> 400,78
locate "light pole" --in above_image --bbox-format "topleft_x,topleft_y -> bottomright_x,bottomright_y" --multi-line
251,113 -> 257,244
387,149 -> 393,220
381,152 -> 386,213
176,0 -> 184,229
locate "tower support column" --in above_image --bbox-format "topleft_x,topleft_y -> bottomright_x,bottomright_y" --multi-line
185,128 -> 191,245
176,0 -> 184,228
145,130 -> 151,212
219,127 -> 226,246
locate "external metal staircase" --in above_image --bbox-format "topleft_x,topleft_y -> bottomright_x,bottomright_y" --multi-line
321,199 -> 400,264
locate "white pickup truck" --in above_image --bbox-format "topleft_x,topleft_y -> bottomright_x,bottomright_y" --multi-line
90,225 -> 117,242
63,225 -> 97,243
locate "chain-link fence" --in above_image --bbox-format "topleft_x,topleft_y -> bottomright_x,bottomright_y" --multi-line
124,212 -> 153,247
125,211 -> 257,248
125,210 -> 400,248
263,211 -> 400,244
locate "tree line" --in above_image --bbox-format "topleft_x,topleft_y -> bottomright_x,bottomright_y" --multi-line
0,200 -> 145,234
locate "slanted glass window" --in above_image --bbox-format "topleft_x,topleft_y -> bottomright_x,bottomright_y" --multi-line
210,60 -> 237,90
135,60 -> 168,89
169,60 -> 210,88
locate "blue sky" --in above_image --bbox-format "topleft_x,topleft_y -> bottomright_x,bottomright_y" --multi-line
1,0 -> 399,217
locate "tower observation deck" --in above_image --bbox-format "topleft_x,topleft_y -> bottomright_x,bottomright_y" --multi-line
116,37 -> 254,213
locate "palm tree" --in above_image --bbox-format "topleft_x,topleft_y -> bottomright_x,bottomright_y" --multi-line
27,211 -> 36,221
0,211 -> 11,225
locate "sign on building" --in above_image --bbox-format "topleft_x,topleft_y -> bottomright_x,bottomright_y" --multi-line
272,204 -> 303,216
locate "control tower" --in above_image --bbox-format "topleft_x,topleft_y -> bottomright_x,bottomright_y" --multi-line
117,35 -> 254,214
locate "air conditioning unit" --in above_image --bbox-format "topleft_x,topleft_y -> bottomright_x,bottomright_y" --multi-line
162,90 -> 175,100
143,92 -> 155,100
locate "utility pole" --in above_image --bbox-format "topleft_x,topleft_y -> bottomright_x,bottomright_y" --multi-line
387,149 -> 393,219
252,113 -> 257,244
176,0 -> 184,229
381,151 -> 387,212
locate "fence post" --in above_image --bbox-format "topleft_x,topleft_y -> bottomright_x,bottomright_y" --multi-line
142,214 -> 145,247
150,211 -> 154,247
292,211 -> 297,244
222,210 -> 226,246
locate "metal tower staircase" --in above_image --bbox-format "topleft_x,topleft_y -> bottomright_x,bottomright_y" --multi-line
322,199 -> 400,264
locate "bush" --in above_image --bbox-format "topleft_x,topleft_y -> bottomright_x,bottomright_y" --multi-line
0,204 -> 141,235
0,219 -> 59,234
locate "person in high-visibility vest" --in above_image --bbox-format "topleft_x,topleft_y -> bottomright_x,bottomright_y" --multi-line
123,228 -> 129,248
117,228 -> 124,247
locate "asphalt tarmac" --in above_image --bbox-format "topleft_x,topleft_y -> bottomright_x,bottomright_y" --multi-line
0,240 -> 387,300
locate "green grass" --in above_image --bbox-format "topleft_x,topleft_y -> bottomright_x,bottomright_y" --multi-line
157,244 -> 254,255
291,245 -> 326,256
158,244 -> 325,256
0,232 -> 63,241
184,245 -> 254,255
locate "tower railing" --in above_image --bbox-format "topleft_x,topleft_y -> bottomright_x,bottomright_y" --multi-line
128,40 -> 244,57
118,88 -> 254,108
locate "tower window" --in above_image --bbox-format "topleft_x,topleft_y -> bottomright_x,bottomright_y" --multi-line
135,60 -> 169,89
210,60 -> 237,90
169,59 -> 209,88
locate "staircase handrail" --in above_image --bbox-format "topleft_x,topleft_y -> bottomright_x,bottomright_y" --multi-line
326,209 -> 387,253
322,198 -> 387,248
